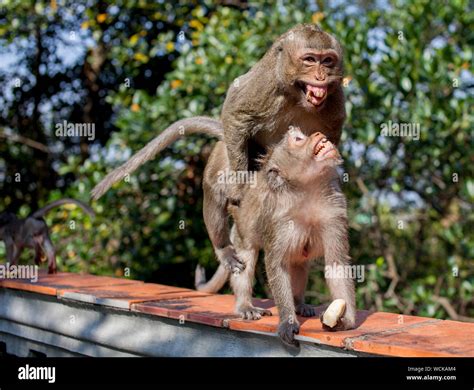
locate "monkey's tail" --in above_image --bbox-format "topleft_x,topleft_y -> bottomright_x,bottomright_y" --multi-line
194,264 -> 230,293
91,116 -> 223,200
31,199 -> 95,219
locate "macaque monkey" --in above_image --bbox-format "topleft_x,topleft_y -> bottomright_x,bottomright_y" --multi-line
91,24 -> 345,283
0,199 -> 95,274
222,24 -> 345,194
198,128 -> 356,346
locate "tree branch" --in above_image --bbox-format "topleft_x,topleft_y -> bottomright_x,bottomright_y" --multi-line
432,295 -> 474,323
0,131 -> 50,153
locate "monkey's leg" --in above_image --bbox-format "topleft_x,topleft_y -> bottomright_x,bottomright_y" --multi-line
5,239 -> 21,265
34,244 -> 43,265
230,247 -> 271,320
321,226 -> 356,331
203,186 -> 244,273
290,262 -> 316,317
264,251 -> 300,347
42,235 -> 57,274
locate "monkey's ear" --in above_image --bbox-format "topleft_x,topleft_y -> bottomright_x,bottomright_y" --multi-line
266,167 -> 286,191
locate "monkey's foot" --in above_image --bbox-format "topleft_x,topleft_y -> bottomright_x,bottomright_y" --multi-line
319,311 -> 356,332
295,303 -> 316,317
237,305 -> 272,320
217,246 -> 245,274
48,266 -> 57,274
278,317 -> 300,347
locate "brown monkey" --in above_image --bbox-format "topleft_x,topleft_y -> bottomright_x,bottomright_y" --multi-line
222,24 -> 345,190
91,24 -> 345,281
198,128 -> 356,347
0,199 -> 95,274
205,23 -> 346,279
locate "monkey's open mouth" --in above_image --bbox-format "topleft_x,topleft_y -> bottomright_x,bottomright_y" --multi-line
299,82 -> 327,106
313,141 -> 326,156
313,139 -> 337,160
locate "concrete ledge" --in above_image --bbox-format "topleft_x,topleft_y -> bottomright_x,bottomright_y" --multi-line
0,289 -> 360,357
0,272 -> 473,357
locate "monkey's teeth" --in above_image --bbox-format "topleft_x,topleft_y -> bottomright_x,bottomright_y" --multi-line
314,144 -> 325,156
305,84 -> 327,105
313,87 -> 326,97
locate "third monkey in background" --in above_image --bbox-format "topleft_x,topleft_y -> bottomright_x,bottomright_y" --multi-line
91,24 -> 346,279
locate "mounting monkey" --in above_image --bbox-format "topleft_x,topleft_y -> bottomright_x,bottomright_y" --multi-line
0,199 -> 95,274
91,24 -> 346,277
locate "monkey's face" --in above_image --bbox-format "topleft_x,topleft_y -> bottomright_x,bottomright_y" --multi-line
266,128 -> 342,189
294,47 -> 342,110
277,26 -> 343,111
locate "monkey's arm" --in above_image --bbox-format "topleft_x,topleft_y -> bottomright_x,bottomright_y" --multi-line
325,86 -> 346,146
221,121 -> 253,202
223,124 -> 249,173
221,68 -> 263,177
4,236 -> 21,265
41,233 -> 57,274
91,116 -> 222,200
321,218 -> 356,330
264,247 -> 300,347
31,199 -> 95,219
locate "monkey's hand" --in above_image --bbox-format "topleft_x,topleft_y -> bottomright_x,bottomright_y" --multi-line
237,304 -> 272,320
319,311 -> 356,332
216,245 -> 246,274
295,303 -> 316,317
278,316 -> 300,347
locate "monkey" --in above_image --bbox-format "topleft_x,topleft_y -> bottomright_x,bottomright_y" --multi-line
222,23 -> 345,198
91,24 -> 345,281
197,128 -> 356,347
0,199 -> 95,274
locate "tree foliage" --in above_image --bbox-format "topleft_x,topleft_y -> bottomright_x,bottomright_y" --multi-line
0,0 -> 472,319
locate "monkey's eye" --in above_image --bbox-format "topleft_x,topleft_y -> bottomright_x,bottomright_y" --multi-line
289,134 -> 306,147
321,57 -> 334,66
302,56 -> 317,64
288,128 -> 306,143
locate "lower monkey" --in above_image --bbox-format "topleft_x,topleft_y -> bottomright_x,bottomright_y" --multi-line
91,118 -> 356,346
198,129 -> 356,346
0,199 -> 95,274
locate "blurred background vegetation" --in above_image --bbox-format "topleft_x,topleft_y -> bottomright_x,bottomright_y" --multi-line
0,0 -> 472,321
